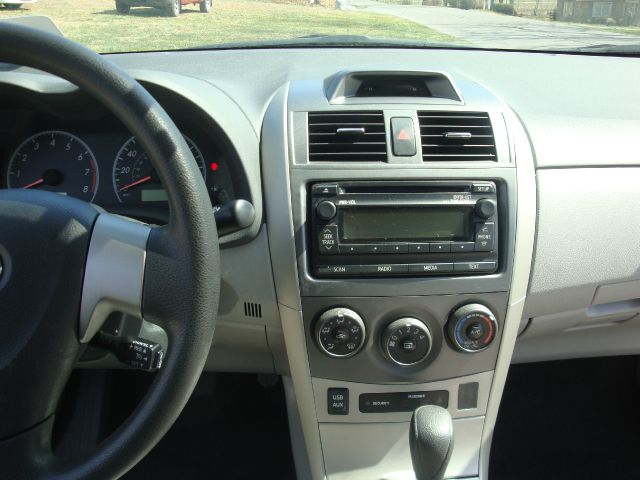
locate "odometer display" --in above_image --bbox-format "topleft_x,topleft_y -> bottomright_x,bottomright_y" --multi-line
113,135 -> 206,204
6,131 -> 99,202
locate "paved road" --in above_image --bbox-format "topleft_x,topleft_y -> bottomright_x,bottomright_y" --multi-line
344,1 -> 640,49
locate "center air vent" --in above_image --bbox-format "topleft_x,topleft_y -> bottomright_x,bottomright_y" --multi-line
418,111 -> 497,162
308,111 -> 387,162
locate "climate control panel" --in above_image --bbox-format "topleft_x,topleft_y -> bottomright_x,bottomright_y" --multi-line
305,296 -> 505,384
314,303 -> 499,363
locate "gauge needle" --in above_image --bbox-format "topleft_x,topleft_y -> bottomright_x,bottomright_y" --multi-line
119,175 -> 152,192
22,178 -> 45,189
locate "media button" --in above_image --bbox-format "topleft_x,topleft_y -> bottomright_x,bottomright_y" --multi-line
451,242 -> 475,252
408,243 -> 430,253
386,243 -> 408,254
454,261 -> 497,273
429,243 -> 451,253
409,263 -> 454,274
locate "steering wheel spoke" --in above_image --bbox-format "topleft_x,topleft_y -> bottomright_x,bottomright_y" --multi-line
79,213 -> 151,343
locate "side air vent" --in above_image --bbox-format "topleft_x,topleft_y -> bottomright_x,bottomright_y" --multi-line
419,111 -> 497,161
308,111 -> 387,161
243,302 -> 262,319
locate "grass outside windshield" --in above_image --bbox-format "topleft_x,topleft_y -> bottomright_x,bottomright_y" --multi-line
0,0 -> 455,53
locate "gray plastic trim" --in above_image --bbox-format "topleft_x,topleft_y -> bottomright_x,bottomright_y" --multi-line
262,84 -> 302,310
79,213 -> 150,343
312,370 -> 493,423
278,304 -> 326,480
319,417 -> 484,479
478,108 -> 537,480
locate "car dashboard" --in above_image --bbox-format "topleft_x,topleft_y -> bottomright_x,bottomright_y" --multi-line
1,44 -> 640,480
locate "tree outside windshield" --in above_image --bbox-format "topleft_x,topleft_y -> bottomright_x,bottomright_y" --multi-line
1,0 -> 639,52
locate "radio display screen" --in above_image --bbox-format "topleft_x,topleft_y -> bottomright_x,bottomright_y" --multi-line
341,207 -> 470,242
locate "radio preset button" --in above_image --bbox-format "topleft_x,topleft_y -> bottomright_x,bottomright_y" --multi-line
318,226 -> 338,254
316,200 -> 337,221
408,263 -> 454,274
430,243 -> 451,253
454,261 -> 497,273
386,243 -> 408,254
475,222 -> 495,252
339,244 -> 387,254
451,242 -> 475,252
408,243 -> 430,253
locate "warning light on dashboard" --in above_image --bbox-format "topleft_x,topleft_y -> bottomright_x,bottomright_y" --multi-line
210,162 -> 219,172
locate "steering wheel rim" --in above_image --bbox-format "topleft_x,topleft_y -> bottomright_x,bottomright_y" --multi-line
0,23 -> 219,479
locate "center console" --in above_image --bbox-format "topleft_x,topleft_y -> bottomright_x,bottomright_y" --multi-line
262,70 -> 536,480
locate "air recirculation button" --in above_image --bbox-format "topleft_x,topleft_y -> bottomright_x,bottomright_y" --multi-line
382,317 -> 432,366
448,303 -> 498,353
315,307 -> 366,358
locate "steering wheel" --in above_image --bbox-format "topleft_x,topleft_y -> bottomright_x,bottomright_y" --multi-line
0,24 -> 219,479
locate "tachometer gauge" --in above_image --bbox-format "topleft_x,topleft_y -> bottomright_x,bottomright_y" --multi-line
6,130 -> 99,202
113,135 -> 205,203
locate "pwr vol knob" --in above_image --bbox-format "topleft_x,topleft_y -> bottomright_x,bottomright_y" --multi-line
448,303 -> 498,353
315,308 -> 366,358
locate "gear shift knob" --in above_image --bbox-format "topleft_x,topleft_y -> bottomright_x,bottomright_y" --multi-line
409,405 -> 454,480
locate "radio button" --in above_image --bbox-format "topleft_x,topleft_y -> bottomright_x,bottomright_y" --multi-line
359,264 -> 409,274
386,243 -> 408,254
454,261 -> 497,273
408,263 -> 454,274
408,243 -> 430,253
430,243 -> 451,253
475,222 -> 495,252
318,226 -> 338,254
451,242 -> 476,252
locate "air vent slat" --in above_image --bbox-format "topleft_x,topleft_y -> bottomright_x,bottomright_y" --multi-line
308,111 -> 387,162
418,111 -> 497,162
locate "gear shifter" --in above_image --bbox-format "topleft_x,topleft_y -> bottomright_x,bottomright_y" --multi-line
409,405 -> 454,480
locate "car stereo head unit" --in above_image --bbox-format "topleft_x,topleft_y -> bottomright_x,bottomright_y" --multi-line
310,181 -> 499,277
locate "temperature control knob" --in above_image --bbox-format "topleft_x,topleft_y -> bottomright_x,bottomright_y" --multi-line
382,317 -> 432,366
448,304 -> 498,353
316,308 -> 366,358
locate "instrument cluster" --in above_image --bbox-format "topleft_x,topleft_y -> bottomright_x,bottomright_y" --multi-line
1,121 -> 235,223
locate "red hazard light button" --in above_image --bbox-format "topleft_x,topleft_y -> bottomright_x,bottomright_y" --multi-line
390,117 -> 416,157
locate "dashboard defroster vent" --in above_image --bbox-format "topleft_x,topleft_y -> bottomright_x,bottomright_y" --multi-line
418,111 -> 497,162
308,111 -> 387,162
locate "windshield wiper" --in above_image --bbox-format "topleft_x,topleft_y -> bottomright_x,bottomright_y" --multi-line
190,34 -> 465,51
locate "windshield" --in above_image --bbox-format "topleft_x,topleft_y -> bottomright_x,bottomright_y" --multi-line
1,0 -> 639,53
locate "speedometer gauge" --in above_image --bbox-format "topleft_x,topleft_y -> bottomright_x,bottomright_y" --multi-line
113,135 -> 206,204
6,131 -> 99,202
